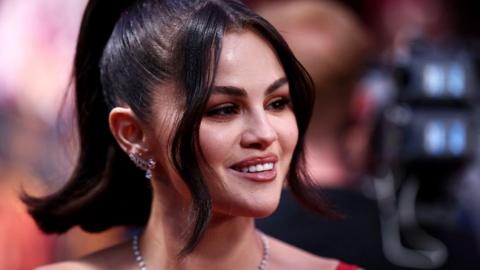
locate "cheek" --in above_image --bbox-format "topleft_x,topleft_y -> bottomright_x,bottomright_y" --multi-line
199,122 -> 236,167
277,114 -> 299,155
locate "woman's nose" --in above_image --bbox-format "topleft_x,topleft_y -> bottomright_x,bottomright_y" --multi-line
240,111 -> 278,150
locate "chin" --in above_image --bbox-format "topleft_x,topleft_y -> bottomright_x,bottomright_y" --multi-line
214,196 -> 281,219
248,206 -> 278,219
211,178 -> 284,219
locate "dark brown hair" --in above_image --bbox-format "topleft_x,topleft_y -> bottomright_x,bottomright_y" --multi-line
24,0 -> 333,256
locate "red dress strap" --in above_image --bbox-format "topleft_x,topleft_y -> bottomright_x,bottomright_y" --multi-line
336,261 -> 359,270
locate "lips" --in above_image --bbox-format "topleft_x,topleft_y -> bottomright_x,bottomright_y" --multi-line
230,154 -> 278,182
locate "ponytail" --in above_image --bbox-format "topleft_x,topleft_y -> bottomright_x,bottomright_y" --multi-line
23,0 -> 151,233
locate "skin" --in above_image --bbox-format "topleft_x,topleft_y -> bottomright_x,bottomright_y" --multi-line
37,29 -> 338,270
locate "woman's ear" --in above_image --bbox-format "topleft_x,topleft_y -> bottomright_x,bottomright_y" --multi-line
109,107 -> 149,153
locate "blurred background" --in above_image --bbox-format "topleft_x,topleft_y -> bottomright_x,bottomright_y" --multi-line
1,0 -> 479,269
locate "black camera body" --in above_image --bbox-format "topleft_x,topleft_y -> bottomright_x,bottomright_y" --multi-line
367,40 -> 480,269
376,41 -> 478,177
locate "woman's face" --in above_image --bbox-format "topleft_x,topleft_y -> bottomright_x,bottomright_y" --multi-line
149,29 -> 298,218
198,29 -> 298,218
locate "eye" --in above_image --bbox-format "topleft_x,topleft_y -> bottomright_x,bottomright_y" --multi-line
267,97 -> 291,111
205,104 -> 239,117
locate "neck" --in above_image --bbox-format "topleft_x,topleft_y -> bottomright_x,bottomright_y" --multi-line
139,184 -> 264,270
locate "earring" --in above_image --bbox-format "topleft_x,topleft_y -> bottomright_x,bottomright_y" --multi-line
129,152 -> 156,179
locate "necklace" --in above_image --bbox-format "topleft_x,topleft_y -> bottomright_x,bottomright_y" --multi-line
132,231 -> 270,270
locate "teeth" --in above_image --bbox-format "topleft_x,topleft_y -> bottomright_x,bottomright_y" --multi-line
238,162 -> 274,173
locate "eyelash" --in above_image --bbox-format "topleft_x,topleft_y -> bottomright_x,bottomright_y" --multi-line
205,104 -> 240,117
205,97 -> 292,118
267,97 -> 291,111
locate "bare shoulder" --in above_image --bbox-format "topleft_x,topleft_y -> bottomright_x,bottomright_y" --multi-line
36,241 -> 133,270
267,236 -> 339,270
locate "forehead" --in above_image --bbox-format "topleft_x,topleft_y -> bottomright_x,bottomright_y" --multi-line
214,29 -> 286,87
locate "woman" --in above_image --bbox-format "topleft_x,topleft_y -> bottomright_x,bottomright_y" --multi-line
25,0 -> 361,269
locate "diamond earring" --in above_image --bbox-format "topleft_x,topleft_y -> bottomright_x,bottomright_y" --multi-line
128,153 -> 156,179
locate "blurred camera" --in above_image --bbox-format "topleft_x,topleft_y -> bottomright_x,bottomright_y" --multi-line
375,40 -> 478,176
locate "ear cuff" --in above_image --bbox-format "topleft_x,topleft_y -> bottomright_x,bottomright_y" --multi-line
129,153 -> 156,179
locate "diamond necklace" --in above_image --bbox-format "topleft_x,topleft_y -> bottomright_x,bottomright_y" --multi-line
132,231 -> 270,270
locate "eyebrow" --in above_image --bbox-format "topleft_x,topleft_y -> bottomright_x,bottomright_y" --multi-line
212,77 -> 288,97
